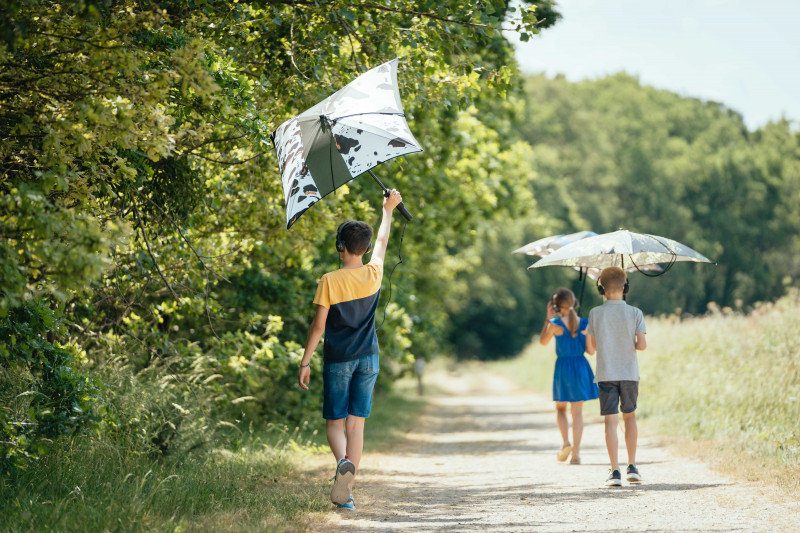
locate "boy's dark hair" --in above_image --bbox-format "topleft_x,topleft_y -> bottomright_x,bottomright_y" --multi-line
337,221 -> 373,255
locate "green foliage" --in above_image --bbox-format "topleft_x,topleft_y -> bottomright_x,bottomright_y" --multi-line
518,73 -> 800,314
446,219 -> 581,360
0,299 -> 100,474
0,0 -> 554,509
0,379 -> 425,531
0,427 -> 327,532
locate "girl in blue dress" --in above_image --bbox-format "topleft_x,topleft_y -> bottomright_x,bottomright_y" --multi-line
539,288 -> 599,464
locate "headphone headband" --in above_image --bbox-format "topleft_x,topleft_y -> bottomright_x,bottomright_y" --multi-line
596,278 -> 629,296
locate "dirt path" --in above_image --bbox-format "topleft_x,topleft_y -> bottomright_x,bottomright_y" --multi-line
320,369 -> 799,532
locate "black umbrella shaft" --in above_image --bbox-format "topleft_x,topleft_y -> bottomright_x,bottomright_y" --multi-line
368,169 -> 413,221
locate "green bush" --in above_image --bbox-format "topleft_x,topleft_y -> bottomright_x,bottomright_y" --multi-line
0,300 -> 100,474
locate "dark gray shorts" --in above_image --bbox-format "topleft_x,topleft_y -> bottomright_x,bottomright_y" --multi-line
598,381 -> 639,415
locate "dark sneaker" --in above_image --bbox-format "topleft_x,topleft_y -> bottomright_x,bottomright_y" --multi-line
330,458 -> 356,505
337,495 -> 355,511
605,469 -> 622,487
626,463 -> 642,483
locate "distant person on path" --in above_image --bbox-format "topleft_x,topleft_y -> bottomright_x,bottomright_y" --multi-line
585,267 -> 647,487
539,288 -> 599,465
414,357 -> 426,396
298,189 -> 404,511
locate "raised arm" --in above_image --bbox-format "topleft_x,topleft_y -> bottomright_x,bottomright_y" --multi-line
539,301 -> 561,345
370,189 -> 402,265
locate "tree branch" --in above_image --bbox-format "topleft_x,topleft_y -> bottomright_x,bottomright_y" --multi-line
28,30 -> 128,50
135,190 -> 232,284
182,133 -> 249,154
129,191 -> 181,301
281,0 -> 530,32
192,152 -> 262,166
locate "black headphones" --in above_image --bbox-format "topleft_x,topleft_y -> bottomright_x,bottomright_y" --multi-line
336,221 -> 372,254
597,279 -> 629,296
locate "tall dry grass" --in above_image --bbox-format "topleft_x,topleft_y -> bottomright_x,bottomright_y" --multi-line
638,292 -> 800,491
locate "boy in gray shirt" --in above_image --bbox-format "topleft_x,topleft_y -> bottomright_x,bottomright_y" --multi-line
586,267 -> 647,487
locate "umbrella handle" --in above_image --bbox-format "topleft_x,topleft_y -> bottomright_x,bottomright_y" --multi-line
370,169 -> 413,221
382,188 -> 413,221
397,202 -> 413,221
395,198 -> 414,221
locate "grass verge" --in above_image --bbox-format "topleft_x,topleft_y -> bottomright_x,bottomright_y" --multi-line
0,378 -> 426,532
488,292 -> 800,497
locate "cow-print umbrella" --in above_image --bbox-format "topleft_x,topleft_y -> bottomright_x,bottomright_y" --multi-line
271,58 -> 422,229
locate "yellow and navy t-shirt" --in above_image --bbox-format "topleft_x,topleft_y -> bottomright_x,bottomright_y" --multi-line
313,259 -> 383,363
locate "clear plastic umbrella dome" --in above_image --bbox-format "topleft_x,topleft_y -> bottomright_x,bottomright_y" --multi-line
512,231 -> 598,256
513,230 -> 663,279
530,229 -> 714,272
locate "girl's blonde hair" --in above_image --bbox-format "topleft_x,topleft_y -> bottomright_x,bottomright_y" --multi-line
553,288 -> 580,337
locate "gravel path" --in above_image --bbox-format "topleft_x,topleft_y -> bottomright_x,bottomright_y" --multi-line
322,369 -> 799,532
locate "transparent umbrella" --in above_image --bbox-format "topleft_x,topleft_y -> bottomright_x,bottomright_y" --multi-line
514,231 -> 662,279
530,229 -> 714,274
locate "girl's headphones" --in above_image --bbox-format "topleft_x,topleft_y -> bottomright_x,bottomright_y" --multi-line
597,279 -> 629,295
336,221 -> 372,254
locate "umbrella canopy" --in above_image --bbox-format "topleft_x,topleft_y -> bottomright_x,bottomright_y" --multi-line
513,230 -> 662,279
271,58 -> 422,229
530,229 -> 714,271
512,231 -> 598,256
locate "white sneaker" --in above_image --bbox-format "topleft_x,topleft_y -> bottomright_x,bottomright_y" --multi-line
605,469 -> 622,487
626,463 -> 642,483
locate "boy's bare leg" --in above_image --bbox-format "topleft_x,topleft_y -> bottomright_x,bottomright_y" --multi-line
570,402 -> 584,460
555,402 -> 570,446
345,415 -> 366,470
622,411 -> 638,465
326,419 -> 347,461
604,414 -> 620,470
327,418 -> 357,505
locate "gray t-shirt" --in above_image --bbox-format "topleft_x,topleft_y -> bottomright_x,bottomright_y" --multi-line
587,300 -> 646,382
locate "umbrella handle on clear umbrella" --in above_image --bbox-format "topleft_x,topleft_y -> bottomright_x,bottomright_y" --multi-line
368,169 -> 413,221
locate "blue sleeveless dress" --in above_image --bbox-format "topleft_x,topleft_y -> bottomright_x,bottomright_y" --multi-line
551,317 -> 599,402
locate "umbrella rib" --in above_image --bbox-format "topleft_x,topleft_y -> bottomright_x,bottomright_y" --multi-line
331,111 -> 406,121
628,236 -> 678,277
329,133 -> 336,197
331,112 -> 420,144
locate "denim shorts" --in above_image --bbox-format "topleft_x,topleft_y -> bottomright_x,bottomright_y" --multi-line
598,381 -> 639,415
322,353 -> 380,420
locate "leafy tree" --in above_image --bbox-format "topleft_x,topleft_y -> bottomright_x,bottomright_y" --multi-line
1,0 -> 558,462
